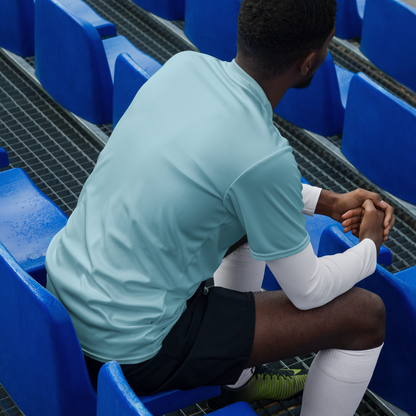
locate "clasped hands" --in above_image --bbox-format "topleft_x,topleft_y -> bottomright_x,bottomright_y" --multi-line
316,188 -> 395,255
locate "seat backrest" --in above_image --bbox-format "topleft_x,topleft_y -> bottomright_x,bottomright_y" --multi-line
274,52 -> 353,137
113,52 -> 162,127
361,0 -> 416,93
0,0 -> 35,56
131,0 -> 185,20
0,242 -> 97,416
97,361 -> 152,416
97,361 -> 221,416
58,0 -> 117,38
0,168 -> 68,286
317,223 -> 416,415
335,0 -> 365,39
0,146 -> 9,168
184,0 -> 242,61
341,72 -> 416,205
35,0 -> 114,124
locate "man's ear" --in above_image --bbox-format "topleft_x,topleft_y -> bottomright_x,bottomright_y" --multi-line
300,52 -> 316,76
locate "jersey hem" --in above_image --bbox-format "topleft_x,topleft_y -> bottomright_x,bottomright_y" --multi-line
250,235 -> 310,261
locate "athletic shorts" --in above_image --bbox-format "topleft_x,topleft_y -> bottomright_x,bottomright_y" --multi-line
85,281 -> 255,395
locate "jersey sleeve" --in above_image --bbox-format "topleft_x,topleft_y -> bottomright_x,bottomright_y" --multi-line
223,147 -> 310,261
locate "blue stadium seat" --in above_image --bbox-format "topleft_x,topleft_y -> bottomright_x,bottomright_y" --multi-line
0,0 -> 35,57
0,242 -> 222,416
130,0 -> 185,20
262,178 -> 392,291
341,73 -> 416,205
335,0 -> 366,39
35,0 -> 157,124
318,224 -> 416,415
275,52 -> 354,136
360,0 -> 416,93
0,148 -> 68,287
184,0 -> 242,61
113,52 -> 162,128
0,241 -> 97,416
97,361 -> 253,416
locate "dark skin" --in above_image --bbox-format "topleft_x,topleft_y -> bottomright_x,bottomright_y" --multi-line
235,28 -> 394,367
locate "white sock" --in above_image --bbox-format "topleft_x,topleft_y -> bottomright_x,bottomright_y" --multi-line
214,243 -> 264,388
300,344 -> 383,416
214,243 -> 265,292
226,367 -> 254,389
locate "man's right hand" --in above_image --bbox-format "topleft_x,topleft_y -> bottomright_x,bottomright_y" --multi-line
359,199 -> 385,256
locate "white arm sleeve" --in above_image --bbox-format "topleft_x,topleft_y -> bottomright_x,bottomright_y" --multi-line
301,184 -> 322,216
266,239 -> 377,310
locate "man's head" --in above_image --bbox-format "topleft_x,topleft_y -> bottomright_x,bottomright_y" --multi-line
237,0 -> 337,80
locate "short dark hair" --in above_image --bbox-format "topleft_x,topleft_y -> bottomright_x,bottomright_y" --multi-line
237,0 -> 337,78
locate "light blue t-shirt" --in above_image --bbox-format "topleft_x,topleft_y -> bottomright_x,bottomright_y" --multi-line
45,51 -> 309,364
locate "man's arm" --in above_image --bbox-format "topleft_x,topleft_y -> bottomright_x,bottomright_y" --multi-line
267,199 -> 385,310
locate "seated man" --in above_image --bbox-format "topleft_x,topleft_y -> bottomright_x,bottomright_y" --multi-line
45,0 -> 395,414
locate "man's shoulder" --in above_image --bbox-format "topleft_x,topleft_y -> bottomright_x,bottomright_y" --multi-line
165,51 -> 223,69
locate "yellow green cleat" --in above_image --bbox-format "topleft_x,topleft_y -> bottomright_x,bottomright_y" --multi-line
207,365 -> 307,410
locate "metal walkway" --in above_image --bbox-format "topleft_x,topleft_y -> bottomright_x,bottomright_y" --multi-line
0,0 -> 415,415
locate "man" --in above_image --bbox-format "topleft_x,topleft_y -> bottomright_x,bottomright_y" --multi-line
45,0 -> 395,415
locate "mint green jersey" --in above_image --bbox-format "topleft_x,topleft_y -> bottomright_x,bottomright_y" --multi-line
46,51 -> 309,364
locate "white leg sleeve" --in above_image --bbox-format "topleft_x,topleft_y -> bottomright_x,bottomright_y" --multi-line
214,243 -> 265,293
300,345 -> 383,416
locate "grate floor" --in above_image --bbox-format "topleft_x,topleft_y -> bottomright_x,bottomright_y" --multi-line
0,53 -> 103,217
0,1 -> 415,415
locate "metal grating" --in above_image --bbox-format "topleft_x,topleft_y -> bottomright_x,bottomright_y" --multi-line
84,0 -> 192,64
0,52 -> 103,217
0,385 -> 22,416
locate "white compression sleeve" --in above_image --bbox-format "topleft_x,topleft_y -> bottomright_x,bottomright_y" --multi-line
301,345 -> 383,416
266,240 -> 377,310
301,184 -> 322,217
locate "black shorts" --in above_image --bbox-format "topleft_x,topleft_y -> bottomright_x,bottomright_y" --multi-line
85,281 -> 255,395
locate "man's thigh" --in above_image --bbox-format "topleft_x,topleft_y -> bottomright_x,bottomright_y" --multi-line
247,287 -> 385,368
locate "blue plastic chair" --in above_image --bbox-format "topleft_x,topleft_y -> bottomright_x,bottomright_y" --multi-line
360,0 -> 416,93
0,242 -> 223,416
341,73 -> 416,205
35,0 -> 159,124
113,52 -> 162,128
97,361 -> 254,416
0,0 -> 35,56
335,0 -> 366,39
318,224 -> 416,415
0,148 -> 68,287
0,241 -> 97,416
275,52 -> 354,137
184,0 -> 242,61
130,0 -> 185,20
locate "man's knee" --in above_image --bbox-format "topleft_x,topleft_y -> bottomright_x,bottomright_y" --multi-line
350,287 -> 386,348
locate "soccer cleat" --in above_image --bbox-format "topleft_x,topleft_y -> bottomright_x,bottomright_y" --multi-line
206,365 -> 307,410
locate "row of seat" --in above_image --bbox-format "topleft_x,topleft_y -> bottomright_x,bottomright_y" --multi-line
130,0 -> 416,94
335,0 -> 416,98
1,1 -> 415,205
0,0 -> 162,125
4,0 -> 413,207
